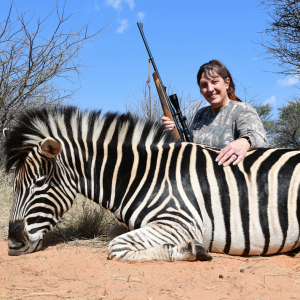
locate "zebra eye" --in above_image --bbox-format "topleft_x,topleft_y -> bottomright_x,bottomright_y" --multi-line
35,176 -> 47,187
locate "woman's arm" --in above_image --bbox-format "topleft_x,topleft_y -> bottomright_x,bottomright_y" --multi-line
235,104 -> 269,150
216,103 -> 268,166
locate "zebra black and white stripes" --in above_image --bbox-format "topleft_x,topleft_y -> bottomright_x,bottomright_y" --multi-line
4,106 -> 300,261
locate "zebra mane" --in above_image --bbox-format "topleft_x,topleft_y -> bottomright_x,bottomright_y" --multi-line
4,106 -> 179,172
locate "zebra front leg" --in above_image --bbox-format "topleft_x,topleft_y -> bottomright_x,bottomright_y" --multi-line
108,222 -> 212,262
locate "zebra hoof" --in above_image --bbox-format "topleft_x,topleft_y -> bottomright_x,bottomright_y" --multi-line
188,241 -> 212,261
194,244 -> 212,261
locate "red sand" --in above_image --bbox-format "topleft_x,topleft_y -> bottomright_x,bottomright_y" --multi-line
1,236 -> 300,300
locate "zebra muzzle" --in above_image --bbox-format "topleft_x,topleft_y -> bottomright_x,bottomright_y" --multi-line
8,219 -> 42,256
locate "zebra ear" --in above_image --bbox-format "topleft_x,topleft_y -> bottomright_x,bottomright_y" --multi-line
40,137 -> 61,158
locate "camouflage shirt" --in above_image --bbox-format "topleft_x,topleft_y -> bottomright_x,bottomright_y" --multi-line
190,100 -> 269,150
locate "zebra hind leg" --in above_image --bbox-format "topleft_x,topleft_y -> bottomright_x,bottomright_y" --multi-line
108,223 -> 212,262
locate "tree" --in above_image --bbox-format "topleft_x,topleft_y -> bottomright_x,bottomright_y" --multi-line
272,98 -> 300,149
0,2 -> 107,135
125,83 -> 205,128
253,103 -> 275,146
258,0 -> 300,78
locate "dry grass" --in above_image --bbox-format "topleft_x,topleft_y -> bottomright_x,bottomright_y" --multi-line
0,169 -> 14,240
0,168 -> 119,248
53,195 -> 119,247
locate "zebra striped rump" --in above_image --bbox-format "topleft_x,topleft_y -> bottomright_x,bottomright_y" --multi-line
3,106 -> 300,261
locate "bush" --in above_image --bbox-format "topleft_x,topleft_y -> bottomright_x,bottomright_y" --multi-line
55,195 -> 119,242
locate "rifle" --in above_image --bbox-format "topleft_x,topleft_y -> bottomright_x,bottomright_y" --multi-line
137,22 -> 193,142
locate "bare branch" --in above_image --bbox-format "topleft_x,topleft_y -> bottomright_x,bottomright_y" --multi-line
257,0 -> 300,78
0,1 -> 110,164
125,82 -> 205,128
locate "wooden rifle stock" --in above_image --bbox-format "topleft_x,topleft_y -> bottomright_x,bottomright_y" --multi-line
152,72 -> 181,140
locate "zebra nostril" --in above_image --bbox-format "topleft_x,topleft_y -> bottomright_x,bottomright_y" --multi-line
8,220 -> 27,250
8,239 -> 25,250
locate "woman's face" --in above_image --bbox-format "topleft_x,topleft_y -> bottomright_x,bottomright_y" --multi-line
199,72 -> 230,111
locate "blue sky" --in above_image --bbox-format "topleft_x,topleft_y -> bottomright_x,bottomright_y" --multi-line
1,0 -> 299,117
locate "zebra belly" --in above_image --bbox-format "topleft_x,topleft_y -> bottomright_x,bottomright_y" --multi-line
210,238 -> 300,256
210,238 -> 247,255
209,226 -> 300,256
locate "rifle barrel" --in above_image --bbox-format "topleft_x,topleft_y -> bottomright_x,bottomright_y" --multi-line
137,22 -> 187,141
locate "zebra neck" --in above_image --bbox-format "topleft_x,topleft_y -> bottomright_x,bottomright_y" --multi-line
73,141 -> 151,212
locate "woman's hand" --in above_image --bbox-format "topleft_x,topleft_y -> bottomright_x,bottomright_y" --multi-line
215,138 -> 251,166
161,116 -> 175,131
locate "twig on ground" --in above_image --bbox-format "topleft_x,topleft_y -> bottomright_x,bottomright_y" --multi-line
20,290 -> 70,298
53,273 -> 81,281
250,265 -> 299,276
5,286 -> 29,291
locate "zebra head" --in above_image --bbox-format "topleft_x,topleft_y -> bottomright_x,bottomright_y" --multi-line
5,134 -> 77,256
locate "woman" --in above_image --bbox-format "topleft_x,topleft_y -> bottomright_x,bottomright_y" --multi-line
162,60 -> 268,166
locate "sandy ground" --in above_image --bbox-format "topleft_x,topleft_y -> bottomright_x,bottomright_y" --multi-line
1,235 -> 300,300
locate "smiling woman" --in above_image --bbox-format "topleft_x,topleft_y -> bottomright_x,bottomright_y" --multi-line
162,60 -> 269,167
198,59 -> 241,109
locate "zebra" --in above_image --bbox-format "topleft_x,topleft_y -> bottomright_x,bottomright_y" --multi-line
4,106 -> 300,262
